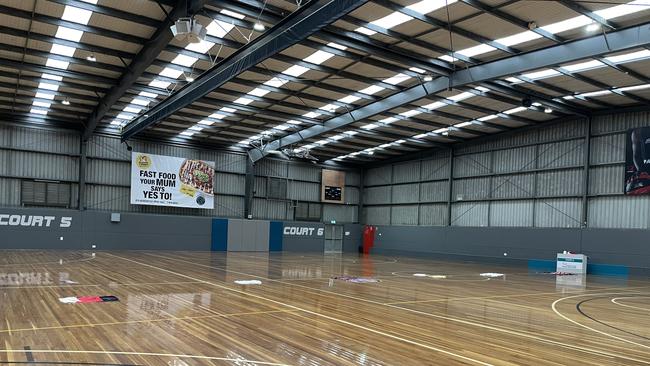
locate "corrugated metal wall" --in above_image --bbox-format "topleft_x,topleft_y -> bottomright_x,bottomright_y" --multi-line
363,113 -> 650,229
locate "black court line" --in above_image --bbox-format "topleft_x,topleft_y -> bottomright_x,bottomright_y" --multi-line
23,346 -> 34,363
576,297 -> 650,342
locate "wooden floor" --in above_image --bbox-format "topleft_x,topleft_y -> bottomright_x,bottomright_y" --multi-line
1,251 -> 649,365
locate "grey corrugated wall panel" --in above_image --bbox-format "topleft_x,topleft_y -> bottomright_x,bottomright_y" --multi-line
391,205 -> 418,226
364,166 -> 392,186
87,135 -> 130,160
490,201 -> 533,227
493,146 -> 536,173
537,140 -> 584,169
538,119 -> 586,142
421,157 -> 449,181
215,173 -> 245,196
86,185 -> 130,211
419,181 -> 448,202
392,161 -> 420,183
133,141 -> 200,159
11,152 -> 78,181
0,150 -> 7,176
453,152 -> 491,177
364,186 -> 391,205
201,151 -> 247,174
254,176 -> 266,197
592,111 -> 650,134
345,186 -> 359,205
86,159 -> 129,186
288,181 -> 320,201
451,202 -> 488,226
589,196 -> 650,229
213,195 -> 245,218
590,133 -> 625,165
419,204 -> 447,226
491,173 -> 535,199
345,170 -> 361,186
0,178 -> 21,206
392,183 -> 419,204
322,204 -> 357,223
5,126 -> 80,154
535,198 -> 582,228
536,169 -> 583,197
255,159 -> 288,178
251,198 -> 291,220
288,164 -> 320,182
452,177 -> 490,201
364,206 -> 391,225
589,165 -> 624,195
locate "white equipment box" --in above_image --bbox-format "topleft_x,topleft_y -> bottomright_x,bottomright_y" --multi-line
556,253 -> 587,274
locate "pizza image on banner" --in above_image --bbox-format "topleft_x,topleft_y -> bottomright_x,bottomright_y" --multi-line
130,152 -> 215,209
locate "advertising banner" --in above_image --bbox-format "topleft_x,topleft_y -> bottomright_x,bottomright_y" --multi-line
625,127 -> 650,195
131,152 -> 215,209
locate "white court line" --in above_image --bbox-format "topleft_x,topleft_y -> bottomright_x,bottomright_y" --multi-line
149,252 -> 650,364
0,349 -> 290,365
106,253 -> 494,366
612,296 -> 650,312
552,293 -> 650,351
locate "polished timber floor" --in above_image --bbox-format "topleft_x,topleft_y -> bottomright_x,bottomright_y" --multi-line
1,251 -> 650,365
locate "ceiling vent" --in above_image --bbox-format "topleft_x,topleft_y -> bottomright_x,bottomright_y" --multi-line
171,17 -> 207,44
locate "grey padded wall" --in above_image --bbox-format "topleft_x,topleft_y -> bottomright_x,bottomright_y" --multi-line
227,219 -> 270,251
364,111 -> 650,229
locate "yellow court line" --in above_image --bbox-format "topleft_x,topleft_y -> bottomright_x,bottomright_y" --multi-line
106,253 -> 495,366
0,309 -> 299,334
144,252 -> 650,364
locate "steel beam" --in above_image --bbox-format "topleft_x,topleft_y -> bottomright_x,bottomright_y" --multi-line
121,0 -> 368,142
249,22 -> 650,162
83,0 -> 208,141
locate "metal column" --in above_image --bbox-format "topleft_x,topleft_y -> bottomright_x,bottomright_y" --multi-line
78,136 -> 87,210
447,147 -> 454,226
581,117 -> 592,227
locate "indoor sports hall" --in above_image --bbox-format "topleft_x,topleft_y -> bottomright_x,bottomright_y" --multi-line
1,0 -> 650,365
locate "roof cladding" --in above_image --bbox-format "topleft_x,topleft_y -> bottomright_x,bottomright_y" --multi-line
0,0 -> 650,164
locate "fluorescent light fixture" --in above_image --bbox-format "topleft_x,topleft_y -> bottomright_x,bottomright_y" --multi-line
45,58 -> 70,70
433,128 -> 448,133
478,115 -> 498,121
458,44 -> 497,57
209,113 -> 227,119
282,65 -> 310,77
532,102 -> 542,107
495,31 -> 541,46
189,125 -> 204,131
315,139 -> 330,145
139,91 -> 158,98
303,111 -> 321,118
580,90 -> 612,97
274,124 -> 290,130
475,86 -> 490,92
319,104 -> 339,112
42,73 -> 63,81
439,55 -> 458,63
544,107 -> 553,113
355,27 -> 376,36
233,97 -> 253,105
448,92 -> 474,102
380,117 -> 399,124
304,50 -> 334,65
400,110 -> 422,117
50,44 -> 76,57
38,82 -> 59,91
264,77 -> 289,88
595,0 -> 650,19
116,113 -> 132,120
149,80 -> 171,89
423,75 -> 434,82
359,85 -> 385,95
30,108 -> 47,115
180,131 -> 194,137
35,92 -> 55,100
287,120 -> 302,125
414,133 -> 429,139
55,27 -> 83,42
238,140 -> 251,145
171,54 -> 198,67
110,120 -> 123,126
327,42 -> 347,51
562,60 -> 604,72
85,54 -> 97,62
394,139 -> 406,144
185,40 -> 214,54
423,101 -> 445,110
343,131 -> 358,136
331,134 -> 345,140
371,12 -> 412,29
248,88 -> 270,97
505,77 -> 521,83
220,9 -> 246,19
338,95 -> 360,104
606,49 -> 650,64
504,106 -> 528,114
586,23 -> 601,32
61,99 -> 70,105
383,73 -> 411,85
541,15 -> 591,34
379,143 -> 392,148
61,6 -> 93,25
455,121 -> 473,127
159,67 -> 184,79
221,107 -> 237,113
33,101 -> 51,108
124,106 -> 142,114
407,0 -> 456,14
522,69 -> 561,80
617,84 -> 650,92
362,123 -> 379,130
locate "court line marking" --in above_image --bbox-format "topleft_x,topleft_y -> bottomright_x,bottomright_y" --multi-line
147,252 -> 650,364
612,297 -> 650,312
0,350 -> 290,365
0,255 -> 95,267
0,309 -> 299,335
106,253 -> 494,366
0,281 -> 205,290
552,293 -> 650,351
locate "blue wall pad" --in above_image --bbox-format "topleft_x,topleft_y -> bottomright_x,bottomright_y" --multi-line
211,219 -> 228,251
528,259 -> 556,272
588,263 -> 629,276
269,221 -> 283,252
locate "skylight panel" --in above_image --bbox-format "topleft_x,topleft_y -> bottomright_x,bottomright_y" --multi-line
206,21 -> 234,38
264,77 -> 289,88
131,98 -> 150,106
171,54 -> 198,67
304,111 -> 321,118
505,77 -> 522,83
541,15 -> 591,34
116,113 -> 133,120
331,134 -> 345,140
238,139 -> 251,145
433,128 -> 448,133
274,124 -> 291,130
180,131 -> 194,137
495,31 -> 541,47
288,120 -> 302,125
30,108 -> 47,115
362,123 -> 379,130
315,139 -> 330,145
455,121 -> 473,128
247,88 -> 270,97
42,74 -> 63,81
35,92 -> 55,100
478,115 -> 497,121
139,91 -> 158,98
198,120 -> 215,125
400,110 -> 422,117
319,104 -> 339,112
409,67 -> 426,74
38,82 -> 59,91
124,106 -> 142,114
371,12 -> 413,29
562,60 -> 604,73
61,6 -> 93,25
185,39 -> 215,54
359,85 -> 384,95
458,44 -> 496,57
282,65 -> 310,77
302,144 -> 316,149
581,90 -> 611,97
209,113 -> 227,119
50,44 -> 76,57
81,0 -> 98,4
189,125 -> 204,131
448,92 -> 474,102
504,106 -> 528,114
221,107 -> 237,113
159,67 -> 184,79
439,55 -> 458,63
606,50 -> 650,64
423,101 -> 445,110
220,9 -> 246,19
55,27 -> 83,42
522,69 -> 561,80
110,120 -> 123,126
33,101 -> 51,108
595,0 -> 650,19
379,117 -> 399,124
617,84 -> 650,92
304,50 -> 334,65
355,27 -> 376,36
475,86 -> 490,92
233,97 -> 253,105
338,95 -> 360,104
383,73 -> 411,85
149,80 -> 171,89
45,58 -> 70,70
414,133 -> 429,139
327,42 -> 347,51
407,0 -> 456,14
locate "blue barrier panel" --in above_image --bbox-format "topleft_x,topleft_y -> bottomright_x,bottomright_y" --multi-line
269,221 -> 283,252
528,259 -> 556,272
588,263 -> 629,276
211,219 -> 228,251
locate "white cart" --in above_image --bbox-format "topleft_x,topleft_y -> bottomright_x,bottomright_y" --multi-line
556,253 -> 587,274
